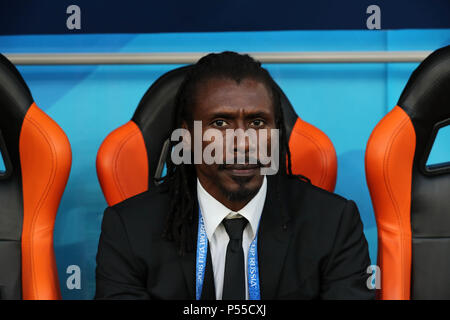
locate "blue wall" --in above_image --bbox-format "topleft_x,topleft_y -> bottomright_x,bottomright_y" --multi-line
1,29 -> 449,299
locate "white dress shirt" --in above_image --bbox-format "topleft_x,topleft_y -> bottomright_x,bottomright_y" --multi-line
197,176 -> 267,300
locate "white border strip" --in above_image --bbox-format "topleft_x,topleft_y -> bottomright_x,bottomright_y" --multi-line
4,51 -> 432,65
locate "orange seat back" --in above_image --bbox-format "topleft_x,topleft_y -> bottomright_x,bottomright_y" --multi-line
366,45 -> 450,299
0,54 -> 72,300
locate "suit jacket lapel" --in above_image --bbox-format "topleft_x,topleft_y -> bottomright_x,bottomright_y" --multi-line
179,213 -> 198,300
179,213 -> 216,300
257,175 -> 293,299
200,246 -> 216,300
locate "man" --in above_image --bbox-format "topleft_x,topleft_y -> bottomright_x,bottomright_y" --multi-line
95,51 -> 374,300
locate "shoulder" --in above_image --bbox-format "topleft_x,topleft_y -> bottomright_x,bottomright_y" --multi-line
275,174 -> 348,210
104,184 -> 171,235
273,174 -> 358,229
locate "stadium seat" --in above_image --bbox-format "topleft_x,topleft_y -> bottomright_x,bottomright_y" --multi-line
0,54 -> 72,299
365,45 -> 450,299
97,65 -> 337,207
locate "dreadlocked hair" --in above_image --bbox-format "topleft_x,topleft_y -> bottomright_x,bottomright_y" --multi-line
159,51 -> 307,256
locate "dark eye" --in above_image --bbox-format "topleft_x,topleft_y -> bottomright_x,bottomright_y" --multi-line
250,119 -> 265,127
213,120 -> 228,127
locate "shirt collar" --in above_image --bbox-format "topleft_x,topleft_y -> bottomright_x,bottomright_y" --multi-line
197,176 -> 267,241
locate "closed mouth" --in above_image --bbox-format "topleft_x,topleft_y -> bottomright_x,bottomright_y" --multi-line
223,164 -> 260,176
223,164 -> 260,170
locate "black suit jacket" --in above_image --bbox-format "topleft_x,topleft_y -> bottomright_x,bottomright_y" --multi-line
95,174 -> 374,300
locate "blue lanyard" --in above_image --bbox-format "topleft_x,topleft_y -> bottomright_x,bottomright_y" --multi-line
195,209 -> 261,300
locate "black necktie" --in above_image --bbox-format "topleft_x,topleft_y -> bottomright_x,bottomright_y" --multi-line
222,217 -> 248,300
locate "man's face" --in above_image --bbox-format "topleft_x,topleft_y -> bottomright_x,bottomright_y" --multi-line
184,77 -> 277,209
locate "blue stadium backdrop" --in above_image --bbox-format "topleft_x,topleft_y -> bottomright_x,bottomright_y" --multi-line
0,1 -> 449,300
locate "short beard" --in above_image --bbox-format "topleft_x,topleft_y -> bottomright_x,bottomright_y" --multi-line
218,175 -> 260,203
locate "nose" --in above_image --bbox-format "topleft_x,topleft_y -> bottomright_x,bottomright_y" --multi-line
225,126 -> 258,165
